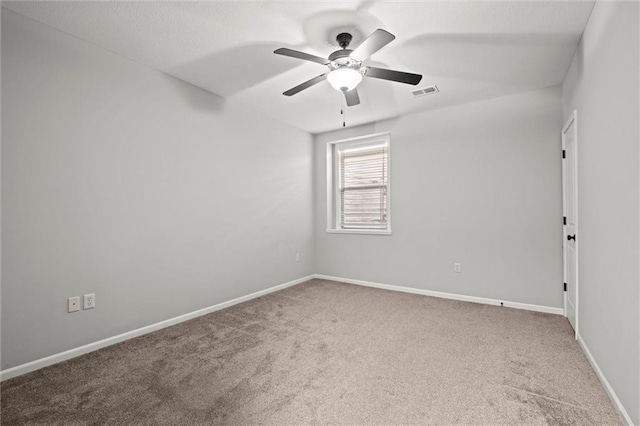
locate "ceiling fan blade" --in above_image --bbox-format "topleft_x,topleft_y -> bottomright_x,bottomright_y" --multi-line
365,66 -> 423,85
283,74 -> 328,96
344,88 -> 360,107
274,48 -> 330,65
350,29 -> 396,61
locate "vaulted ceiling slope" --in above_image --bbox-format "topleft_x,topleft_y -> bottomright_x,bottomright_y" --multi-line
3,1 -> 595,134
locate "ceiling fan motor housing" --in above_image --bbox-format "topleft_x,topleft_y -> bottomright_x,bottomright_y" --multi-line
328,49 -> 361,68
328,48 -> 363,74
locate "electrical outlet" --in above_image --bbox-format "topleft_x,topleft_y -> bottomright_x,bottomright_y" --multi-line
83,293 -> 96,309
68,296 -> 80,313
454,262 -> 462,273
295,253 -> 300,262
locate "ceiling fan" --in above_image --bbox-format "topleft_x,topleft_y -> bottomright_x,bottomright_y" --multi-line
274,29 -> 422,107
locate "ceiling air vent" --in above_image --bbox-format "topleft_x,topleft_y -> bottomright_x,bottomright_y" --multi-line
412,85 -> 439,97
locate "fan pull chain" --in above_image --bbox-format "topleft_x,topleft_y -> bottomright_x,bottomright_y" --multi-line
341,95 -> 346,127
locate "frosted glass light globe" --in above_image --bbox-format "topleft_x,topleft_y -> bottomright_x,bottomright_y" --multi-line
327,68 -> 363,92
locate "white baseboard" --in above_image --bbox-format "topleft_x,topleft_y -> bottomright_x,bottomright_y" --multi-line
0,275 -> 314,382
314,274 -> 565,315
577,334 -> 633,425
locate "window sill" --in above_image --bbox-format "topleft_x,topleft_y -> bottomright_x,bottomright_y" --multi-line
326,228 -> 392,236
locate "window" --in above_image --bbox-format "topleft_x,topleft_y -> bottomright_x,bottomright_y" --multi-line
326,133 -> 391,235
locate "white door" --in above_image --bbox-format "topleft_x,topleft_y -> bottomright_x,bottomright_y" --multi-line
562,111 -> 578,335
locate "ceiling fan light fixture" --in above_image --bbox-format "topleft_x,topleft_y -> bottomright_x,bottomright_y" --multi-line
274,28 -> 422,106
327,67 -> 363,92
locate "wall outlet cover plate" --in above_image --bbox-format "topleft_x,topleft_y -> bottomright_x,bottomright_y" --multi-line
68,297 -> 80,313
83,293 -> 96,309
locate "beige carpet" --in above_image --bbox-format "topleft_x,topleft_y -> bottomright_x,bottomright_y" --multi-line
1,279 -> 621,425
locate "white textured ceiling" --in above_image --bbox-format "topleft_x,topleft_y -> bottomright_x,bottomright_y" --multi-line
3,1 -> 595,134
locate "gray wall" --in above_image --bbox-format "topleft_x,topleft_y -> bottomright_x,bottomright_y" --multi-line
3,7 -> 637,422
1,10 -> 314,370
315,86 -> 564,309
562,1 -> 639,423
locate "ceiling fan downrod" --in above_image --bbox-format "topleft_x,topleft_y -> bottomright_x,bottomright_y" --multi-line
336,32 -> 353,49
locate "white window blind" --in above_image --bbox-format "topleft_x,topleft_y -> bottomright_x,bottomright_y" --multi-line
338,142 -> 388,229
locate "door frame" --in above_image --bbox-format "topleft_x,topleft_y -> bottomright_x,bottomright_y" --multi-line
562,109 -> 579,337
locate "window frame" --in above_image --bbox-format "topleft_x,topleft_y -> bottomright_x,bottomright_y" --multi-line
326,132 -> 392,235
